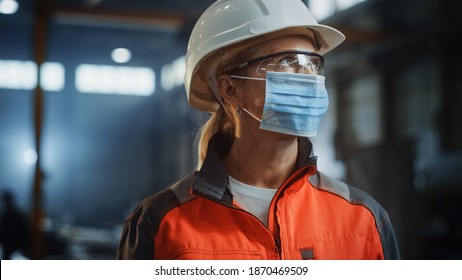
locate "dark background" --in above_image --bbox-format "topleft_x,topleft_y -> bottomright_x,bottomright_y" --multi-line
0,0 -> 461,259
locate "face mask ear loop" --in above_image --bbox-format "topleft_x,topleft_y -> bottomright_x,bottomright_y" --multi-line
230,75 -> 265,81
229,75 -> 264,122
242,108 -> 262,123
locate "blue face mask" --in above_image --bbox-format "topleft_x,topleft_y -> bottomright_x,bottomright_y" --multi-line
231,71 -> 329,137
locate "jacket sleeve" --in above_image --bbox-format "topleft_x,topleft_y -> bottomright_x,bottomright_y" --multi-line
116,212 -> 154,260
116,185 -> 185,260
379,214 -> 401,260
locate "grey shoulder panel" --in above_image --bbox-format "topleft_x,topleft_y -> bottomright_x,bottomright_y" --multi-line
169,173 -> 197,204
310,171 -> 384,223
136,173 -> 197,232
309,171 -> 351,201
116,173 -> 197,259
309,172 -> 401,259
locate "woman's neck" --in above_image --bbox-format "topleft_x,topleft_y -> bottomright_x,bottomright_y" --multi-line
224,130 -> 298,189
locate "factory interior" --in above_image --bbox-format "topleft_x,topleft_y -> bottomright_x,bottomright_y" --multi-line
0,0 -> 461,260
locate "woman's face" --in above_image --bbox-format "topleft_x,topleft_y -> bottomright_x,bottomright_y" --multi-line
236,35 -> 318,118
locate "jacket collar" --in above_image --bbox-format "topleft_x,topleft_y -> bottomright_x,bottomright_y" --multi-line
192,131 -> 318,204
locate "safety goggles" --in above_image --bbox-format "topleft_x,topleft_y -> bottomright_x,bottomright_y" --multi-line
224,51 -> 324,76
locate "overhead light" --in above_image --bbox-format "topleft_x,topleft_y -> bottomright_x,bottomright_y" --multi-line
161,55 -> 185,92
0,60 -> 37,90
309,0 -> 335,20
23,149 -> 38,165
111,48 -> 132,64
75,64 -> 155,96
40,62 -> 66,92
0,60 -> 65,92
0,0 -> 19,15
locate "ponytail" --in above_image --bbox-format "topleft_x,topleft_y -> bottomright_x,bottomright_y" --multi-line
193,42 -> 262,170
194,105 -> 236,170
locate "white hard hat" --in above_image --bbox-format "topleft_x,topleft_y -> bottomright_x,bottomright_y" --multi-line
185,0 -> 345,112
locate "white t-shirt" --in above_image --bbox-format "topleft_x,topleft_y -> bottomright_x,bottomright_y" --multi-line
228,175 -> 278,227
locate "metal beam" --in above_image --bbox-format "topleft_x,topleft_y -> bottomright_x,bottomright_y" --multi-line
30,0 -> 49,260
51,6 -> 195,32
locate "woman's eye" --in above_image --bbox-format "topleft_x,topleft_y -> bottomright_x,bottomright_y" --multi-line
276,59 -> 292,67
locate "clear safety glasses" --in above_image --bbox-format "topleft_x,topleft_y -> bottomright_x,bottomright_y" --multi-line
224,51 -> 324,76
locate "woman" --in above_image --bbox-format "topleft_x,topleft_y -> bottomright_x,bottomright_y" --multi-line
117,0 -> 400,260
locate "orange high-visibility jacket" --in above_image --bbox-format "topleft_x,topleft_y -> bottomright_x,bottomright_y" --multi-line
117,132 -> 400,260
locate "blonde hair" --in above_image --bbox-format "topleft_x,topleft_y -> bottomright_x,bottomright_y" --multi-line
194,105 -> 235,169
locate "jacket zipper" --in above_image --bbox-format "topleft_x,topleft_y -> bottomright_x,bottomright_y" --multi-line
221,201 -> 282,259
270,194 -> 282,257
269,166 -> 313,258
274,237 -> 282,254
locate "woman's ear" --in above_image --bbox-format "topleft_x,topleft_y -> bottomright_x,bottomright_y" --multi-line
217,74 -> 242,107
